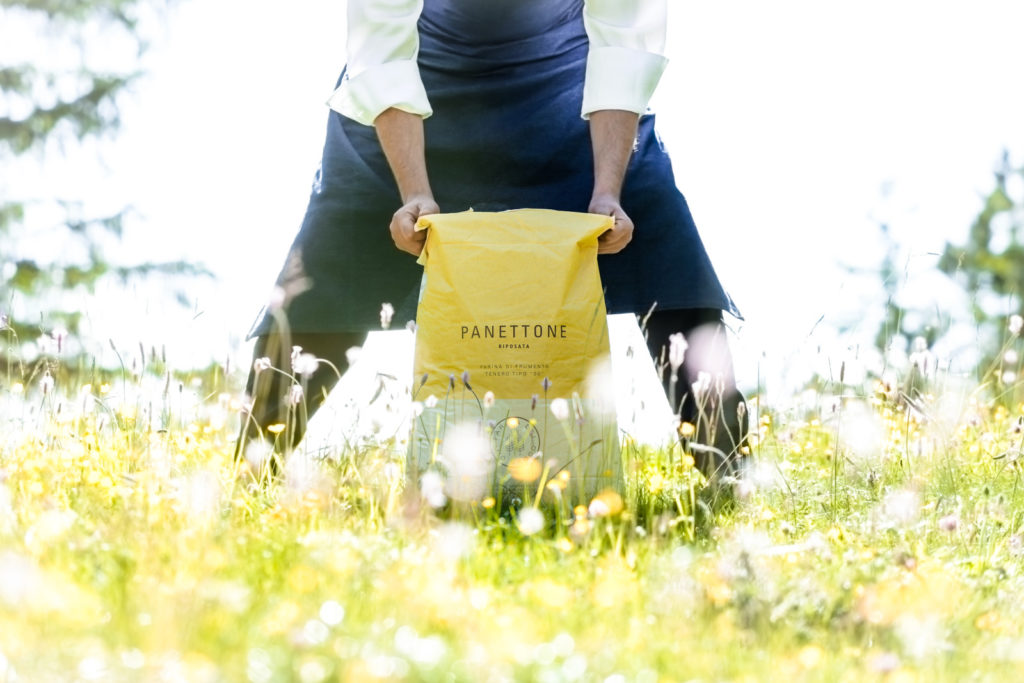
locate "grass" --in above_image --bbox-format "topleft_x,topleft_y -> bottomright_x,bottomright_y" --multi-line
2,342 -> 1024,682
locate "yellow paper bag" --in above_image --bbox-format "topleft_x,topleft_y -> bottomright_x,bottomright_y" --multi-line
408,209 -> 622,506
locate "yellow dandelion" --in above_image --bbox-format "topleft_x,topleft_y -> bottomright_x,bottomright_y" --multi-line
267,423 -> 286,435
975,611 -> 1011,633
679,421 -> 695,437
508,457 -> 542,483
555,537 -> 573,553
481,497 -> 496,509
506,417 -> 519,429
681,454 -> 695,469
589,489 -> 624,517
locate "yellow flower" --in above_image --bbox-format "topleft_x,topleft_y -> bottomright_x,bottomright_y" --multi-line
508,457 -> 542,482
679,421 -> 695,437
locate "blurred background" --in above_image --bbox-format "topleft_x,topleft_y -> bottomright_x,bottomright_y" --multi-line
3,0 -> 1024,400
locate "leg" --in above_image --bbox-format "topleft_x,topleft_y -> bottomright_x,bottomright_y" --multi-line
237,328 -> 365,469
642,308 -> 749,479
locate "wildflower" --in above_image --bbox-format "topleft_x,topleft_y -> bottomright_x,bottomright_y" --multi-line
51,326 -> 68,354
483,391 -> 495,409
1005,349 -> 1019,365
1010,314 -> 1023,336
1003,370 -> 1017,384
531,393 -> 538,410
420,470 -> 446,508
40,372 -> 54,395
692,371 -> 712,397
319,600 -> 345,626
461,370 -> 471,388
517,507 -> 545,535
289,384 -> 304,406
379,302 -> 394,329
292,353 -> 319,379
679,421 -> 695,438
508,456 -> 542,483
424,395 -> 439,409
440,423 -> 493,501
668,332 -> 687,371
938,514 -> 959,532
542,376 -> 551,392
589,490 -> 623,517
550,398 -> 570,421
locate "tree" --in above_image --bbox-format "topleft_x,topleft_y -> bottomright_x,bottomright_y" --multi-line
0,0 -> 209,369
937,150 -> 1024,394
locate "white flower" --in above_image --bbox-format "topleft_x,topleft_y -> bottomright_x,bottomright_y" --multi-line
1010,314 -> 1024,336
517,507 -> 545,535
424,395 -> 439,409
483,391 -> 495,409
292,352 -> 319,379
1004,349 -> 1019,365
588,498 -> 610,518
938,514 -> 959,532
550,398 -> 570,421
253,357 -> 272,374
380,302 -> 395,330
692,371 -> 712,397
668,332 -> 688,371
440,423 -> 493,502
420,471 -> 446,509
289,384 -> 304,405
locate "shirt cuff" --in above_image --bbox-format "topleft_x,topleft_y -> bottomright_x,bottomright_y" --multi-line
327,60 -> 433,126
581,46 -> 668,119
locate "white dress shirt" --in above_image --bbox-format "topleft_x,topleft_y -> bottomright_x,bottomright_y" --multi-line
328,0 -> 668,126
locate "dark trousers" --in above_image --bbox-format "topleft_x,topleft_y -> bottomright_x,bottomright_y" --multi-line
238,308 -> 747,477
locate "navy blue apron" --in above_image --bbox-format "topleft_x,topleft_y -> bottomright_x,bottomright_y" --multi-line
249,0 -> 739,339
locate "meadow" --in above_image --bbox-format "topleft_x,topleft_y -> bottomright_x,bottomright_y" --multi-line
2,325 -> 1024,682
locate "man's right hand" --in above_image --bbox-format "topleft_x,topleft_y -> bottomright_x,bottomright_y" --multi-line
390,195 -> 439,256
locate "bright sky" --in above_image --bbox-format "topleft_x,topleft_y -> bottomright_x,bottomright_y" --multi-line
10,0 -> 1024,396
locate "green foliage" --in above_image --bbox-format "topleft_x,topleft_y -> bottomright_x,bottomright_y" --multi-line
3,350 -> 1024,679
938,154 -> 1024,320
0,0 -> 209,368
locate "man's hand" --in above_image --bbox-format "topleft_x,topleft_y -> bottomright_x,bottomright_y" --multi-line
588,109 -> 640,255
374,108 -> 436,256
390,194 -> 440,256
590,194 -> 634,254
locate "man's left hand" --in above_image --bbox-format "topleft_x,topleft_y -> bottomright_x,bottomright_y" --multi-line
590,194 -> 634,254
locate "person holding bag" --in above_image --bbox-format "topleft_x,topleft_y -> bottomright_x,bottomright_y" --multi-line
241,0 -> 747,480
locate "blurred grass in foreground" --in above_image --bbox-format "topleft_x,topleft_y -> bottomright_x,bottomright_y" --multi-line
2,332 -> 1024,682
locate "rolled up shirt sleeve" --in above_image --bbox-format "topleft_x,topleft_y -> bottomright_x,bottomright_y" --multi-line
581,0 -> 669,119
327,0 -> 432,126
